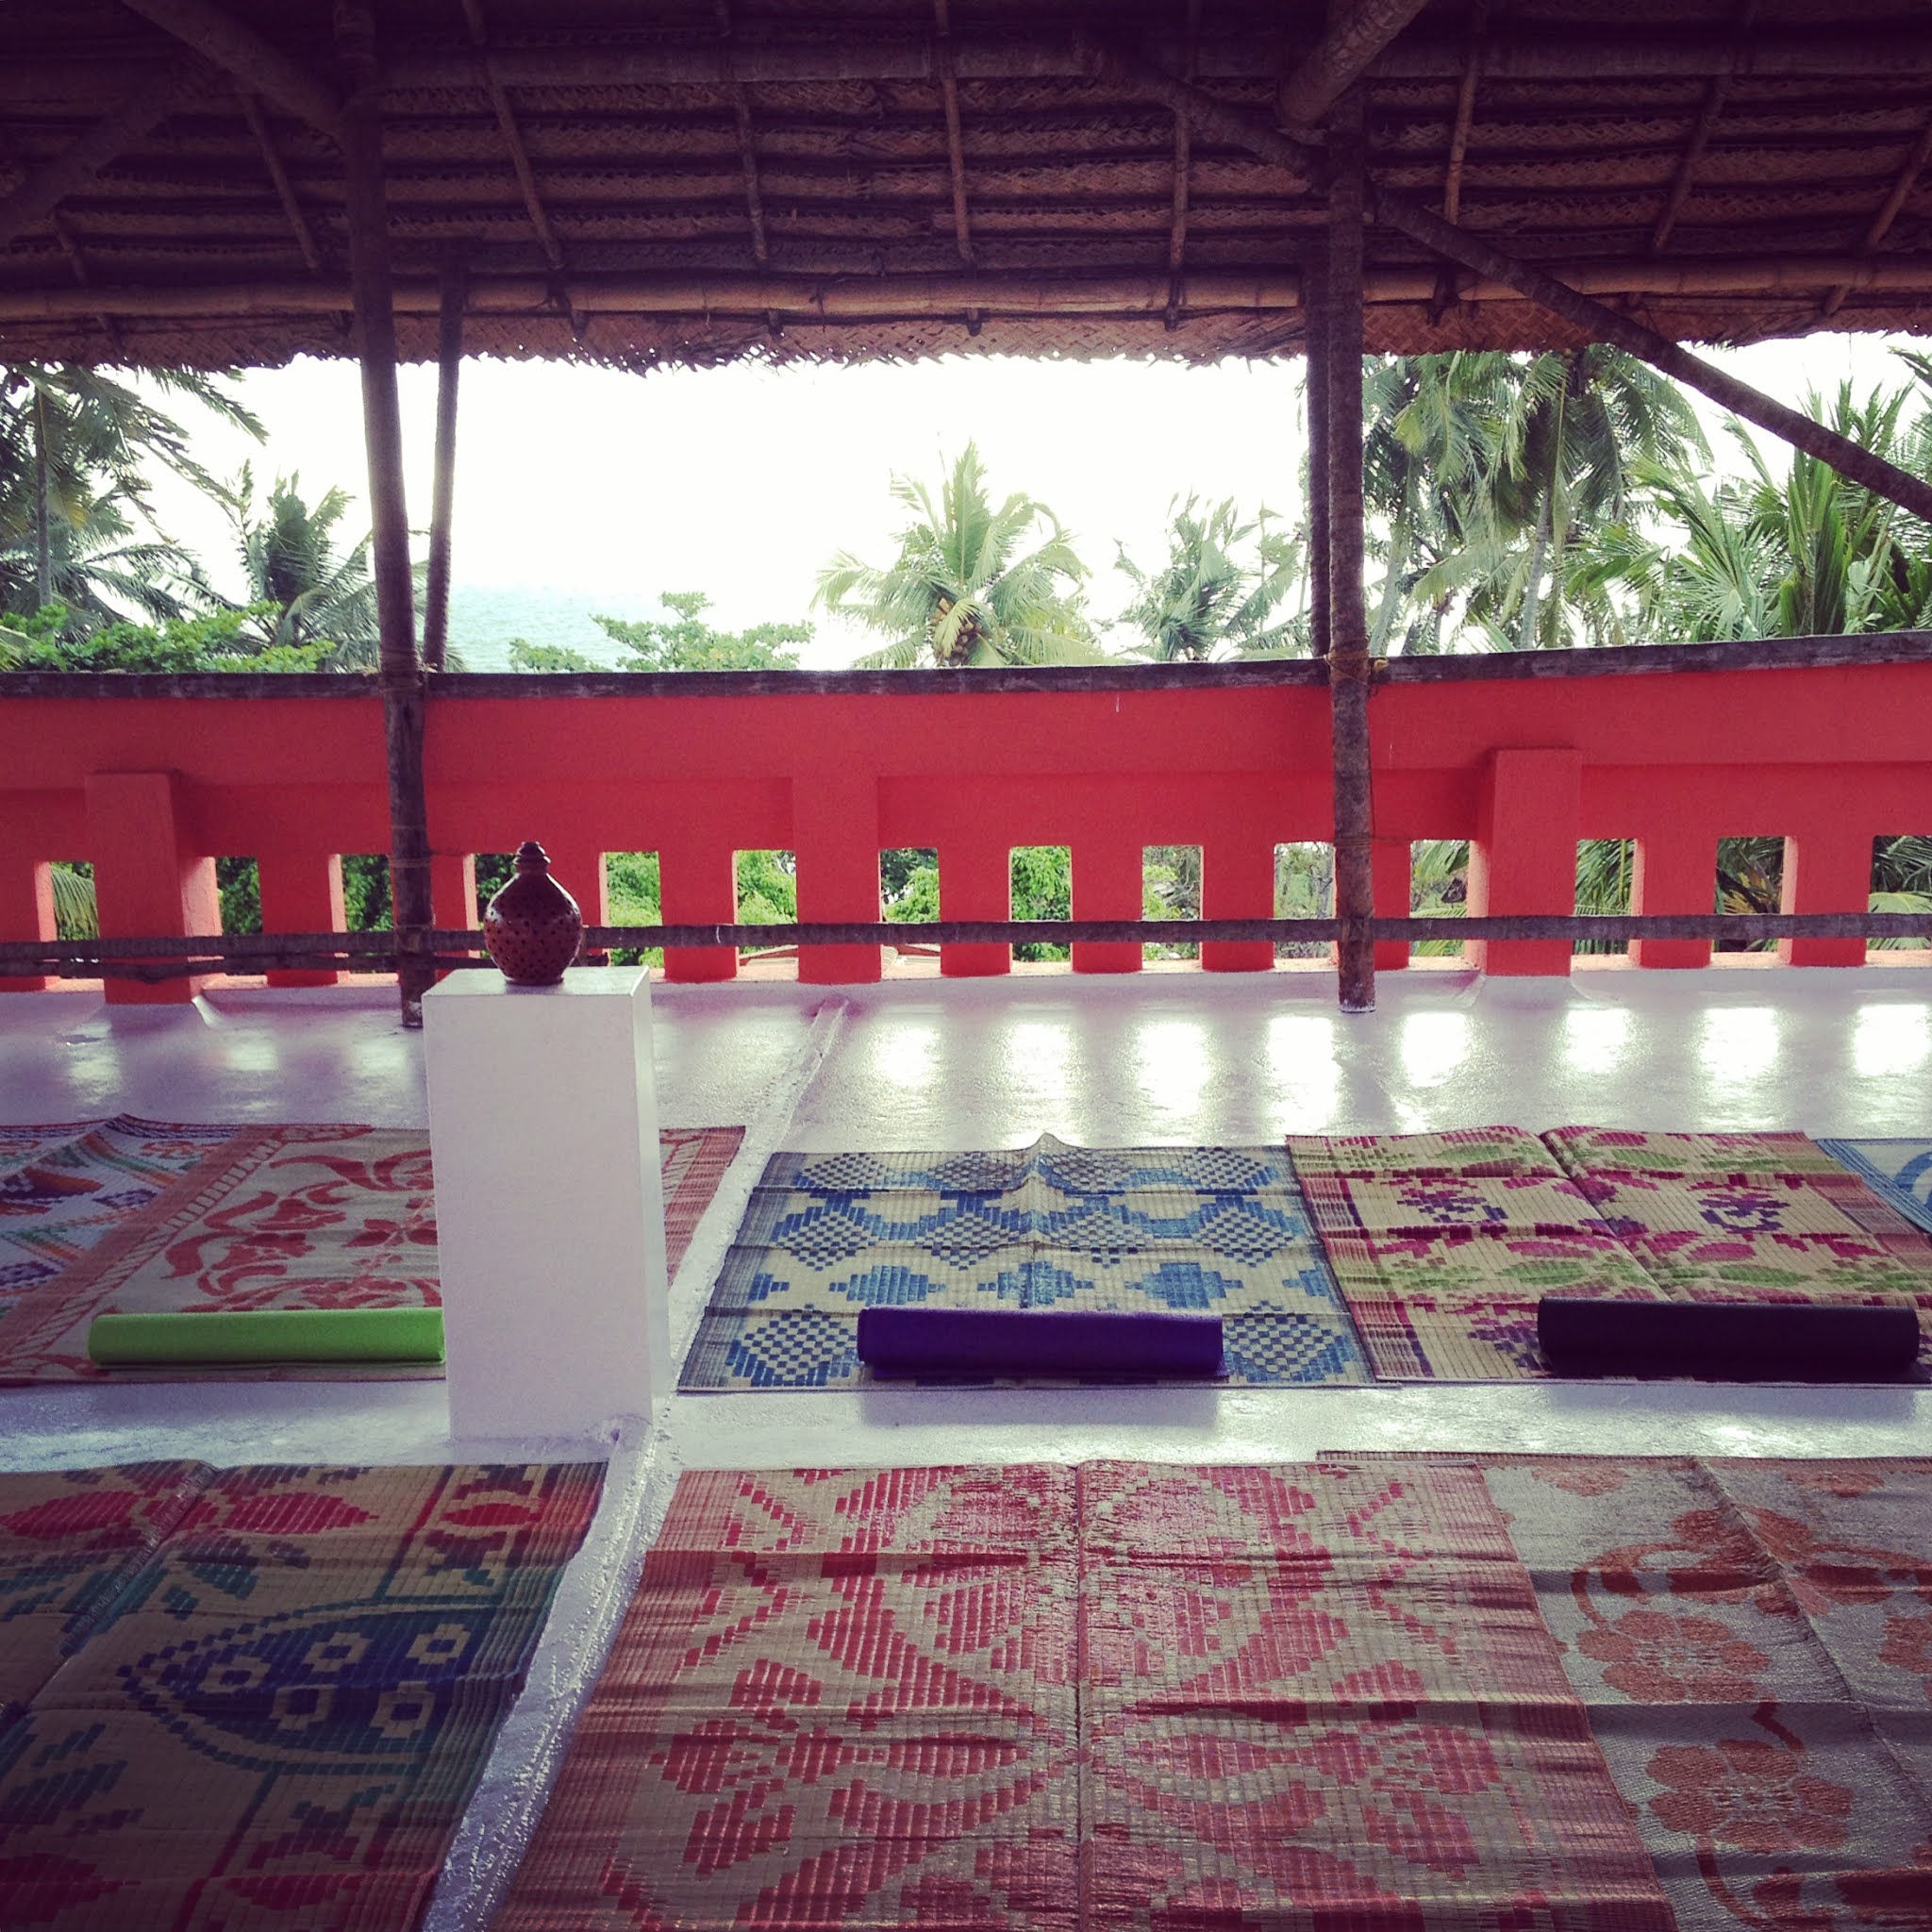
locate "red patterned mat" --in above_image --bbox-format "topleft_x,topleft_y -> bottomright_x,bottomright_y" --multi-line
1470,1454 -> 1932,1931
498,1462 -> 1674,1930
0,1457 -> 605,1931
0,1123 -> 742,1383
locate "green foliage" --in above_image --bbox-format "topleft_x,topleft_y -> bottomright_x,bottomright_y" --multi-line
1407,839 -> 1467,957
1274,841 -> 1337,958
0,602 -> 327,672
1142,844 -> 1201,958
2,362 -> 258,633
818,443 -> 1098,668
602,850 -> 663,966
592,591 -> 808,671
1114,498 -> 1308,660
225,463 -> 394,669
507,639 -> 602,672
342,854 -> 392,932
51,859 -> 95,940
1009,845 -> 1071,961
215,857 -> 261,936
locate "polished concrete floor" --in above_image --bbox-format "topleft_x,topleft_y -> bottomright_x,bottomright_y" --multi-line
7,964 -> 1931,1925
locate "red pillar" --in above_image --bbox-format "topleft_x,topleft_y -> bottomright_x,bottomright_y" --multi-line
1630,825 -> 1715,970
1373,836 -> 1412,971
84,771 -> 217,1006
1465,748 -> 1580,977
258,853 -> 346,988
1200,840 -> 1274,973
793,774 -> 882,985
1779,826 -> 1872,967
0,855 -> 56,993
659,840 -> 738,983
940,839 -> 1009,977
1071,840 -> 1141,974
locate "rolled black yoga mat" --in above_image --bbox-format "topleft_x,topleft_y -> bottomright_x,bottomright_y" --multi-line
1537,1295 -> 1921,1379
857,1306 -> 1225,1378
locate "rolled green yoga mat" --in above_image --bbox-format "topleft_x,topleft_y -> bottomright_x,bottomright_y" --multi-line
87,1307 -> 445,1365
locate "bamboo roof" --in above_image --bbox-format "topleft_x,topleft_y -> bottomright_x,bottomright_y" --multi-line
2,0 -> 1931,372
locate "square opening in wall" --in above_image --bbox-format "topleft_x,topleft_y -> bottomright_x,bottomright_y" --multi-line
1143,845 -> 1201,960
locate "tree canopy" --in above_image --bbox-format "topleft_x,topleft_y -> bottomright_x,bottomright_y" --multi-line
816,441 -> 1097,668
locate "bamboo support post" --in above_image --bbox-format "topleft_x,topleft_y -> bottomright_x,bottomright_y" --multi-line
1325,94 -> 1376,1015
336,0 -> 433,1025
422,261 -> 465,674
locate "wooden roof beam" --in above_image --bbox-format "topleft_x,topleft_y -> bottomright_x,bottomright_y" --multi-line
17,256 -> 1932,325
1277,0 -> 1433,140
1441,0 -> 1487,222
458,0 -> 564,271
1374,190 -> 1932,525
1652,1 -> 1757,253
1165,0 -> 1204,325
934,0 -> 974,270
1820,115 -> 1932,317
0,54 -> 210,251
237,87 -> 323,272
1099,36 -> 1932,528
119,0 -> 342,143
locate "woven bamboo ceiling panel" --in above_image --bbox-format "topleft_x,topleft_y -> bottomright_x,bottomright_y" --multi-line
2,0 -> 1929,370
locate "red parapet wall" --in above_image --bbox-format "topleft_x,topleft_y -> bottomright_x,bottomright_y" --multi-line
2,648 -> 1928,998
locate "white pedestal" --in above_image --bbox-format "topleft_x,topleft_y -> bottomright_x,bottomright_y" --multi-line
423,966 -> 669,1440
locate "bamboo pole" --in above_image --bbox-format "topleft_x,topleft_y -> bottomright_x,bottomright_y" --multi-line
1368,189 -> 1932,527
422,262 -> 465,675
336,0 -> 433,1025
10,256 -> 1932,326
1324,95 -> 1376,1015
1304,253 -> 1331,664
5,908 -> 1926,980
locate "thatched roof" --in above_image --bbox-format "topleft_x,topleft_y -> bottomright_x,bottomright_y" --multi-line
2,0 -> 1930,372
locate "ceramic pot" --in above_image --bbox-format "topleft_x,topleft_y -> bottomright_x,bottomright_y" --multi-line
483,840 -> 583,985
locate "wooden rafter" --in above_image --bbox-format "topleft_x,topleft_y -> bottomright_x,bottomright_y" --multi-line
934,0 -> 974,268
1441,0 -> 1487,222
119,0 -> 342,142
1652,0 -> 1757,253
237,87 -> 322,272
0,127 -> 121,350
1820,113 -> 1932,317
458,0 -> 564,271
714,1 -> 770,270
1276,0 -> 1434,139
0,54 -> 210,251
1095,38 -> 1932,528
1165,0 -> 1204,326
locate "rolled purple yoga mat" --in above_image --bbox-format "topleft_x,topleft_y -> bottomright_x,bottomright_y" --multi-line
857,1306 -> 1224,1378
1537,1295 -> 1921,1380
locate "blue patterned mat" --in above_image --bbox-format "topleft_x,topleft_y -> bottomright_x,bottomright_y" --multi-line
680,1135 -> 1367,1390
1819,1138 -> 1932,1237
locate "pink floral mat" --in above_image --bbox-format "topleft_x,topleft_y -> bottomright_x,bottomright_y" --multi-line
0,1121 -> 741,1382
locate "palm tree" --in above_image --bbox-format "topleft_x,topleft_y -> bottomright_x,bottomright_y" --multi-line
816,442 -> 1098,667
1385,347 -> 1706,652
0,363 -> 259,630
225,463 -> 383,668
1114,495 -> 1308,660
1361,354 -> 1513,655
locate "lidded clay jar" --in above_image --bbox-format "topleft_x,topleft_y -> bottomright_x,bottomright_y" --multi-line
483,840 -> 583,985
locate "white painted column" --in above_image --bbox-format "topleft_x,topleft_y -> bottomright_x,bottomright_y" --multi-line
423,966 -> 669,1439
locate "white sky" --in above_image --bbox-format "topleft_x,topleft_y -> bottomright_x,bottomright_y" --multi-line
142,332 -> 1923,669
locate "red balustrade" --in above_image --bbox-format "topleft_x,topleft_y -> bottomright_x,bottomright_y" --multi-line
2,646 -> 1928,1002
